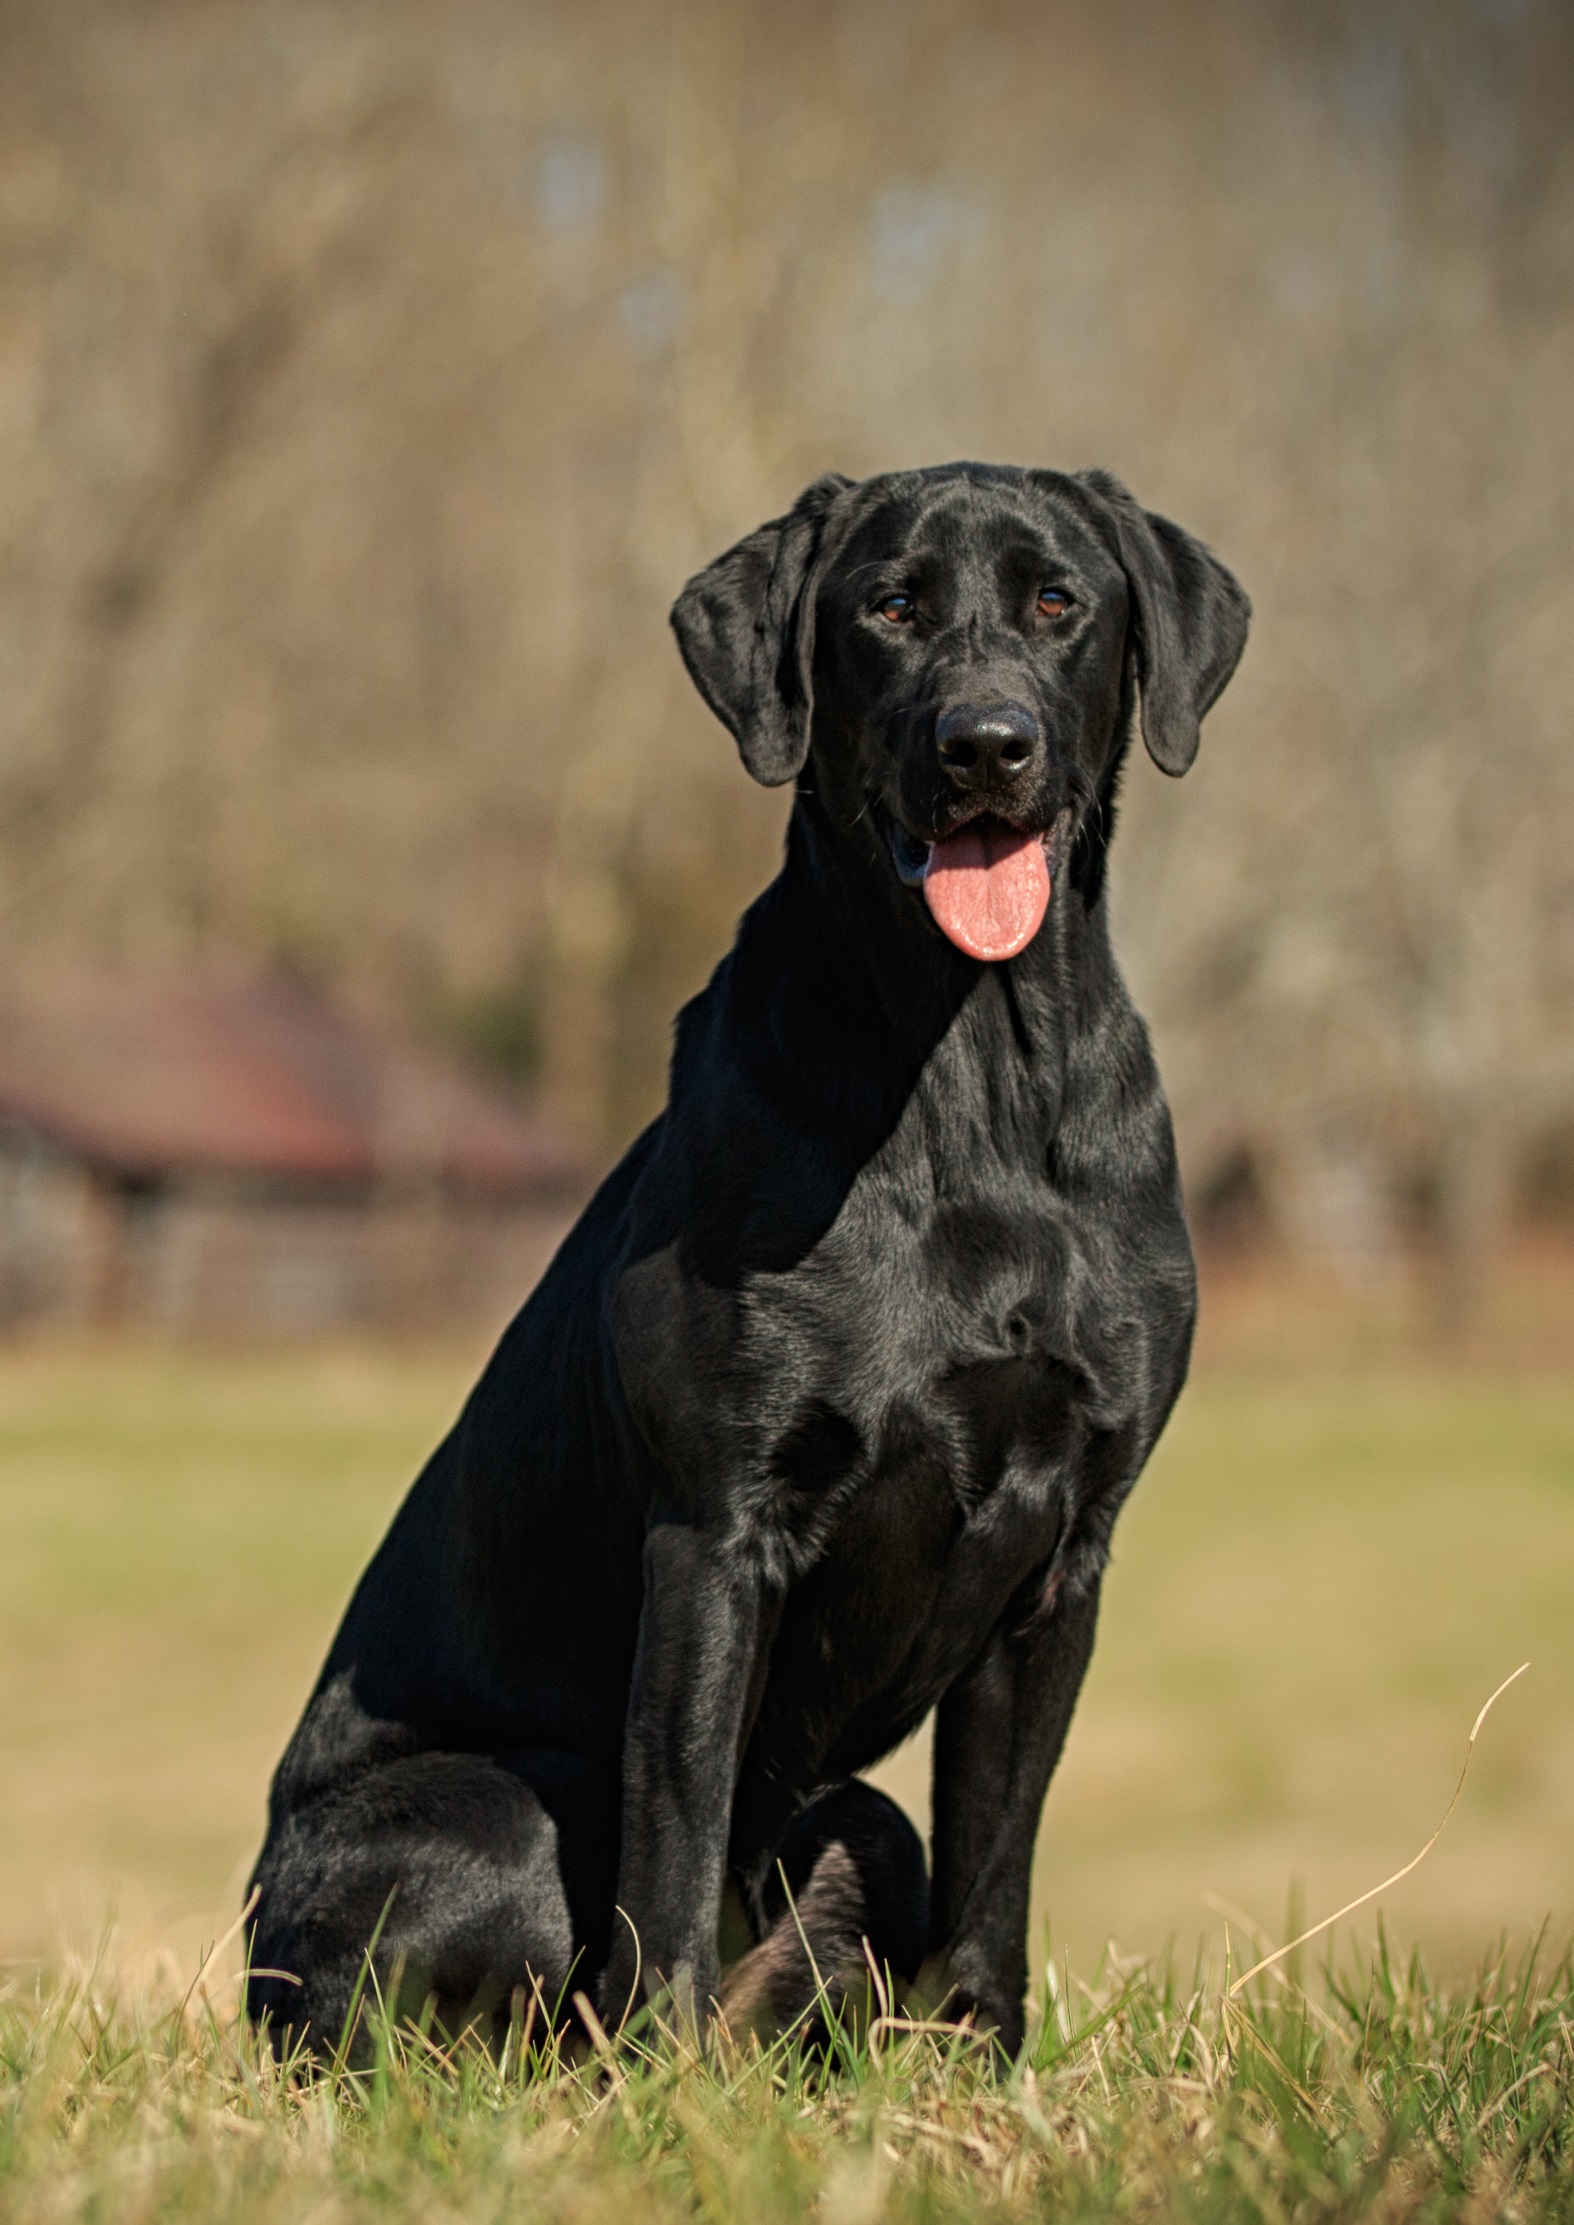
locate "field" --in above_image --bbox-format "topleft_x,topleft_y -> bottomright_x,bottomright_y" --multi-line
1,1319 -> 1571,2217
4,1931 -> 1573,2223
1,1332 -> 1569,1977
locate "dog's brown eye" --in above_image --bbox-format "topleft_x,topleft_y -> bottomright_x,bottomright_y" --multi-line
1036,587 -> 1071,619
876,593 -> 915,624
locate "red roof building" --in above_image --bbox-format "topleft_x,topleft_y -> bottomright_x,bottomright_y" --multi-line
0,968 -> 587,1335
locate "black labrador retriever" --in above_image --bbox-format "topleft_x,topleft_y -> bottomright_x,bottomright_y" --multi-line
247,462 -> 1248,2060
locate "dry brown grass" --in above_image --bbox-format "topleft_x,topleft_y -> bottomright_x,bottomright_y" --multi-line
1,1298 -> 1570,1982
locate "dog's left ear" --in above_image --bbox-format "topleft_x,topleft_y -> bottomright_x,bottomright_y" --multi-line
671,473 -> 853,786
1075,468 -> 1250,776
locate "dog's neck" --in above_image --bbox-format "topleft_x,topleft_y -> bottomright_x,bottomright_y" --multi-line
719,790 -> 1130,1136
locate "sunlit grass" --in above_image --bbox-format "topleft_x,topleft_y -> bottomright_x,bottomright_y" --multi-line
2,1933 -> 1571,2222
0,1332 -> 1571,2215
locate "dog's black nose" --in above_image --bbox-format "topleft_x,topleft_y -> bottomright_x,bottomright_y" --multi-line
935,701 -> 1040,790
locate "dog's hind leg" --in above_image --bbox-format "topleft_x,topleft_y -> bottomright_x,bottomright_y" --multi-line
720,1781 -> 929,2041
246,1749 -> 618,2061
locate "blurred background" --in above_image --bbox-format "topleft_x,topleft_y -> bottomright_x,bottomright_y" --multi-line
0,0 -> 1570,1990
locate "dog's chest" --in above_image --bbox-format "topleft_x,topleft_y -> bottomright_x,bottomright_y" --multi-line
742,1190 -> 1098,1713
751,1143 -> 1090,1492
736,1184 -> 1094,1805
741,1075 -> 1152,1648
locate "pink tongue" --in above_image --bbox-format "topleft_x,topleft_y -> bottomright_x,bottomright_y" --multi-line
923,822 -> 1051,961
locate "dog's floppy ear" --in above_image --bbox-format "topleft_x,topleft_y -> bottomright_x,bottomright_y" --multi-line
1075,468 -> 1250,776
671,473 -> 852,786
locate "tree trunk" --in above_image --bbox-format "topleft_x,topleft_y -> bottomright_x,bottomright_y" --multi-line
1434,1107 -> 1512,1341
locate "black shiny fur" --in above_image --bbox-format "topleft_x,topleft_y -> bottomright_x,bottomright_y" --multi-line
247,463 -> 1249,2060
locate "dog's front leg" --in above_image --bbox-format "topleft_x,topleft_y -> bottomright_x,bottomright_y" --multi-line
599,1517 -> 773,2033
927,1574 -> 1102,2058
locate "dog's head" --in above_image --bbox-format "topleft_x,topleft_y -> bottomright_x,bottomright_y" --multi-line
672,464 -> 1249,961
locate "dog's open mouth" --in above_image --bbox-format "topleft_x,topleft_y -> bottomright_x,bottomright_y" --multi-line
885,810 -> 1072,963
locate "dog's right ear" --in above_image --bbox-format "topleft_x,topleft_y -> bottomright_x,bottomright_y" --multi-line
671,474 -> 852,786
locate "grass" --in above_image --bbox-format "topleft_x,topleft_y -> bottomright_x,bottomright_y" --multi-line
2,1931 -> 1572,2222
0,1340 -> 1571,1975
1014,1369 -> 1574,1972
0,1320 -> 1571,2216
